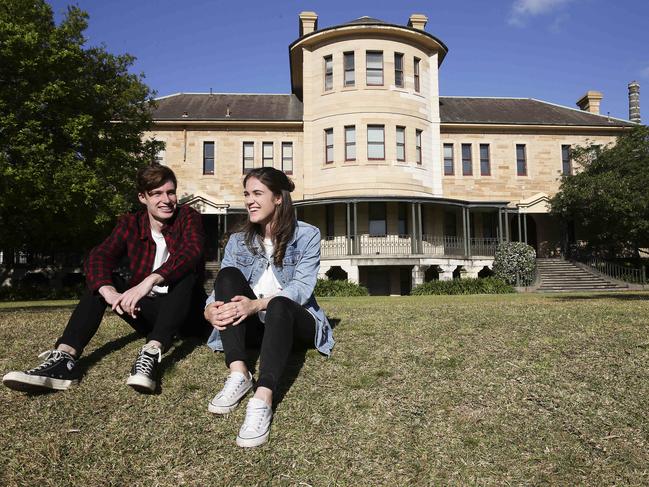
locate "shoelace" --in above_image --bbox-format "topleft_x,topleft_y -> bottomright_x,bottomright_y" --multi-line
27,350 -> 68,373
134,346 -> 161,375
220,374 -> 246,399
241,401 -> 271,431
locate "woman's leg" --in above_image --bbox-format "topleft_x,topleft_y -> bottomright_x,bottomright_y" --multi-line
255,296 -> 316,401
212,267 -> 263,370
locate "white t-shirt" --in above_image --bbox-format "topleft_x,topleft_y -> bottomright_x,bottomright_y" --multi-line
150,229 -> 170,295
252,238 -> 282,323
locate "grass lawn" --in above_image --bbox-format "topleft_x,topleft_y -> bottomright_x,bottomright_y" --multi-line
2,292 -> 649,486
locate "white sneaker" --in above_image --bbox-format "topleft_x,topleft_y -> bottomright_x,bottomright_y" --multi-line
236,397 -> 273,448
208,371 -> 253,414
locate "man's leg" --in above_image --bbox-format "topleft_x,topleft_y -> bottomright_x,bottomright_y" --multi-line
2,274 -> 142,392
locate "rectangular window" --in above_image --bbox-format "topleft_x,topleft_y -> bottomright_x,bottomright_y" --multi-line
324,55 -> 333,91
398,202 -> 409,236
416,129 -> 422,165
345,125 -> 356,161
516,144 -> 527,176
344,52 -> 355,87
203,141 -> 214,175
262,142 -> 273,167
367,125 -> 385,160
154,148 -> 165,165
414,57 -> 421,92
443,143 -> 454,175
369,202 -> 387,237
281,142 -> 293,174
243,142 -> 254,174
366,51 -> 383,86
479,144 -> 491,176
562,144 -> 571,175
394,53 -> 404,87
396,126 -> 406,161
462,143 -> 472,176
325,128 -> 334,163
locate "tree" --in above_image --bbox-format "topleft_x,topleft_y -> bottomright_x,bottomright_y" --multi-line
0,0 -> 160,261
550,126 -> 649,260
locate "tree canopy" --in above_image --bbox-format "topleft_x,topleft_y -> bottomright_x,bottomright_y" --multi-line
550,126 -> 649,259
0,0 -> 159,258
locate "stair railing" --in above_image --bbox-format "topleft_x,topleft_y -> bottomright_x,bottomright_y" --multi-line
582,257 -> 646,285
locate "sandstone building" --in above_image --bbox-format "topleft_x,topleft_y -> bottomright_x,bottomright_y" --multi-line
146,12 -> 635,295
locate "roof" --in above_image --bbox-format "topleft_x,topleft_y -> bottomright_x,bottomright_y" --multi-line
341,16 -> 389,26
152,93 -> 302,121
439,97 -> 634,127
152,93 -> 634,127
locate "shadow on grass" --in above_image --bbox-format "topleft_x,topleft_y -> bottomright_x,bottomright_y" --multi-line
550,293 -> 649,302
156,336 -> 207,394
76,331 -> 141,377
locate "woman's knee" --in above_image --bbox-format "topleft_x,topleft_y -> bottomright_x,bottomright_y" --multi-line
213,267 -> 246,290
266,296 -> 294,316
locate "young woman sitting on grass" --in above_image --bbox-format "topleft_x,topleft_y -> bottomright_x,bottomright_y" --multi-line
204,167 -> 334,448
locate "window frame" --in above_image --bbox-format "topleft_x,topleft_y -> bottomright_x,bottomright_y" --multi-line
462,143 -> 473,176
443,143 -> 454,176
325,128 -> 334,164
344,125 -> 356,161
415,129 -> 423,165
281,142 -> 293,175
242,141 -> 254,174
203,141 -> 214,175
396,126 -> 406,162
414,57 -> 421,92
366,51 -> 384,86
516,144 -> 527,176
343,51 -> 355,87
479,143 -> 491,176
262,141 -> 273,167
394,52 -> 404,88
367,125 -> 385,161
562,144 -> 571,176
324,55 -> 333,91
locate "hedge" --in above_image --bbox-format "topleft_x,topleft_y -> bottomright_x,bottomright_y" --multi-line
410,277 -> 514,295
314,279 -> 369,297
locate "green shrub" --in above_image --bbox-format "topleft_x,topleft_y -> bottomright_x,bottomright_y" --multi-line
315,279 -> 369,297
411,277 -> 514,295
492,241 -> 537,285
0,283 -> 85,301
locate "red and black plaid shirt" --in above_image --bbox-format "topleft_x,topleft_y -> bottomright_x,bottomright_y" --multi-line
84,204 -> 205,293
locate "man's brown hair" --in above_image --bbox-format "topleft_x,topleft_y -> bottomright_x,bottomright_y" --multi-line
136,164 -> 177,194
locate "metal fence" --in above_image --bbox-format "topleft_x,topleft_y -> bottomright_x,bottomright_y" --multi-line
583,257 -> 647,285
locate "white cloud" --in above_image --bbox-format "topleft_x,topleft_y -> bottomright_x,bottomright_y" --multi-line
509,0 -> 575,27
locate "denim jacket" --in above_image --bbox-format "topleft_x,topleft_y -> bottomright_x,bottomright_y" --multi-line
206,221 -> 334,356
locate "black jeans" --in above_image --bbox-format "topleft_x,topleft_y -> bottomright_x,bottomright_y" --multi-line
56,272 -> 206,355
213,267 -> 316,393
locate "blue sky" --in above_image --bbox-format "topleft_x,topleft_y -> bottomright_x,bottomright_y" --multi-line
48,0 -> 649,121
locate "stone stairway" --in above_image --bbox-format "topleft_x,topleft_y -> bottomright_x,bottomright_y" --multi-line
204,261 -> 220,294
536,258 -> 629,292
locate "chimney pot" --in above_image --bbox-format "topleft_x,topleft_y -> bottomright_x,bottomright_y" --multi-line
299,11 -> 318,37
408,14 -> 428,30
629,81 -> 641,123
576,90 -> 603,115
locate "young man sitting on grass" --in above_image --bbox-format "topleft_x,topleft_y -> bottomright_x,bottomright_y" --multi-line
2,164 -> 206,394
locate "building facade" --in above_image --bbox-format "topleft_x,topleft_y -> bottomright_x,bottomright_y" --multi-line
147,12 -> 634,295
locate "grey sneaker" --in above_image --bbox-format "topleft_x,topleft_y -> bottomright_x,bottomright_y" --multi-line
126,344 -> 161,393
208,371 -> 253,414
236,397 -> 273,448
2,350 -> 79,392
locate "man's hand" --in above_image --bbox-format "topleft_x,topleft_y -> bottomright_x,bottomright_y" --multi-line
114,273 -> 163,318
99,285 -> 122,310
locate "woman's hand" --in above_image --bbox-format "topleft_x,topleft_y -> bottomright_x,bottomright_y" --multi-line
204,296 -> 262,330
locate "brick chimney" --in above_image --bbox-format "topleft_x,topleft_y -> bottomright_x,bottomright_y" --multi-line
576,91 -> 603,115
407,14 -> 428,30
629,81 -> 641,123
299,11 -> 318,36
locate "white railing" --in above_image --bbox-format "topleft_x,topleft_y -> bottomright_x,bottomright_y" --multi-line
320,235 -> 499,258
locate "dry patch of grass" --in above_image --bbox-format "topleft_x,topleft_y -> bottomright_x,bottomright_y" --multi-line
2,292 -> 649,485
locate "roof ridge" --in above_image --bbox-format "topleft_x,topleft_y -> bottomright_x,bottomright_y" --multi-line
154,92 -> 295,100
529,98 -> 635,124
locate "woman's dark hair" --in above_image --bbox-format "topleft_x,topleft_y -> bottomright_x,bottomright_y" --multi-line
240,167 -> 296,267
136,164 -> 177,194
